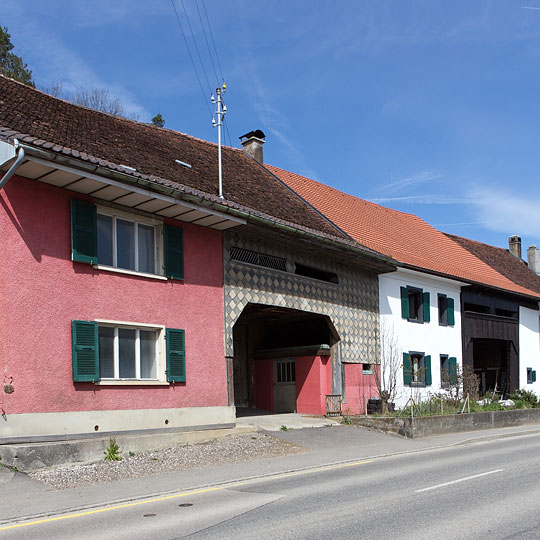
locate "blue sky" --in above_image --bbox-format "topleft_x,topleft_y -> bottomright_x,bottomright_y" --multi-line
4,1 -> 540,255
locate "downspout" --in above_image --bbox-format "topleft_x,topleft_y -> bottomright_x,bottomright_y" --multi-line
0,140 -> 25,190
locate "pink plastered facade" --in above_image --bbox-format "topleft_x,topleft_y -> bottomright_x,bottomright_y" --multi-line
0,177 -> 227,417
253,355 -> 333,415
342,363 -> 378,415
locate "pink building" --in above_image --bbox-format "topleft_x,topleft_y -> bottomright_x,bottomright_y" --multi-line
1,174 -> 233,439
0,76 -> 391,459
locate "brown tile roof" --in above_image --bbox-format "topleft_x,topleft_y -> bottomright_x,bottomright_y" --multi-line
0,75 -> 357,247
447,234 -> 540,295
267,163 -> 540,300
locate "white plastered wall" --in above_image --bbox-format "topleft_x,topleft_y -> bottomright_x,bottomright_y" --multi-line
519,305 -> 540,394
379,268 -> 463,408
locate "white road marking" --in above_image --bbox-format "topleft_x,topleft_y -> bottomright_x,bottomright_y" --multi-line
415,469 -> 504,493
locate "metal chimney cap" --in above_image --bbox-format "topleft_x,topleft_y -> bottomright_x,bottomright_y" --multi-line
239,129 -> 266,141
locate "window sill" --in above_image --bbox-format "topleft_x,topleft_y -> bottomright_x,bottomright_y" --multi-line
93,265 -> 168,281
95,380 -> 170,386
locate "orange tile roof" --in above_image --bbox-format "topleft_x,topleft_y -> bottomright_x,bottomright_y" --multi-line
268,164 -> 540,300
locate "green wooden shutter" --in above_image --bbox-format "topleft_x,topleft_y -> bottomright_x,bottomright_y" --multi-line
72,320 -> 99,382
447,297 -> 455,326
403,352 -> 411,385
71,200 -> 97,264
166,328 -> 186,382
448,357 -> 457,385
400,287 -> 409,319
533,371 -> 537,383
423,292 -> 431,322
424,355 -> 432,385
164,224 -> 184,279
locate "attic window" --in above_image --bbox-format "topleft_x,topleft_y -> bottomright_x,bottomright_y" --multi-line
175,159 -> 192,169
495,308 -> 518,319
464,303 -> 490,314
230,247 -> 286,272
294,263 -> 339,284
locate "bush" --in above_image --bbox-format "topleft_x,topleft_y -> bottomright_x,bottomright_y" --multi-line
508,389 -> 539,408
512,399 -> 528,410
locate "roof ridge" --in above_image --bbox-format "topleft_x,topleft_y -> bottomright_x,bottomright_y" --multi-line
0,74 -> 242,153
445,232 -> 512,254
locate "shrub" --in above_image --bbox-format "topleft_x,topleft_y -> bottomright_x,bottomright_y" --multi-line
104,438 -> 122,461
509,389 -> 539,408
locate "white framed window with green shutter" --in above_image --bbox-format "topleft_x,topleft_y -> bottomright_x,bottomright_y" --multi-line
437,294 -> 455,326
403,351 -> 431,387
71,319 -> 186,384
400,286 -> 430,323
71,200 -> 184,280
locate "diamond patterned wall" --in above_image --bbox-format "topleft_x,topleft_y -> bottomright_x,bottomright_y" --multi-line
223,230 -> 380,363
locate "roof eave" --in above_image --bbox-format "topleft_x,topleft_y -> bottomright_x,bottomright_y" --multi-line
399,262 -> 540,302
4,141 -> 397,270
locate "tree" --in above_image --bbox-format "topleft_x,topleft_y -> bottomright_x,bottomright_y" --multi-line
374,319 -> 402,414
42,84 -> 140,121
441,363 -> 480,403
0,26 -> 34,87
73,88 -> 126,117
151,113 -> 165,128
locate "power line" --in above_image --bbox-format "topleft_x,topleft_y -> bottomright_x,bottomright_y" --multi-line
170,0 -> 213,118
223,117 -> 232,147
195,0 -> 220,87
201,0 -> 225,82
180,0 -> 213,95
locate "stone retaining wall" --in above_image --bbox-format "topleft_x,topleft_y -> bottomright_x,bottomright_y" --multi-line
351,408 -> 540,438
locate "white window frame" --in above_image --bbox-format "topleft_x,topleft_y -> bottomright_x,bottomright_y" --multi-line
95,319 -> 166,385
410,352 -> 426,387
94,206 -> 164,279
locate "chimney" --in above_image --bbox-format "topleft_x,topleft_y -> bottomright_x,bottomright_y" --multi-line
528,245 -> 540,274
239,129 -> 266,165
509,235 -> 522,258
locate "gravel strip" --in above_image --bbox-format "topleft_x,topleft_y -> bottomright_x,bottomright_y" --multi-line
29,433 -> 305,490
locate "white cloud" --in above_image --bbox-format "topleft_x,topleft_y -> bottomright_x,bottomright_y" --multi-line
236,15 -> 319,178
467,187 -> 540,236
377,171 -> 442,193
369,195 -> 467,204
381,101 -> 400,115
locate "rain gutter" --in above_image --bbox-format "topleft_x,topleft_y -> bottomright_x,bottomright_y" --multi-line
0,140 -> 25,191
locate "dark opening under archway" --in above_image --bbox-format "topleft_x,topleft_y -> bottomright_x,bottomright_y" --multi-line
232,303 -> 340,412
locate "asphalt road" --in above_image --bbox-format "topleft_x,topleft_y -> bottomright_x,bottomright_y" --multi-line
2,432 -> 540,539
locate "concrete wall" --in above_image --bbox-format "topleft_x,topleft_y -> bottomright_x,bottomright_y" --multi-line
519,305 -> 540,393
0,425 -> 246,471
352,408 -> 540,438
379,268 -> 463,408
0,177 -> 227,438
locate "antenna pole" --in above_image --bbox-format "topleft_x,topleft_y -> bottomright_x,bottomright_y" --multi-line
211,84 -> 227,199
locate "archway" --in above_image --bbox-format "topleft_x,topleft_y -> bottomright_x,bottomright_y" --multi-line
232,303 -> 340,414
